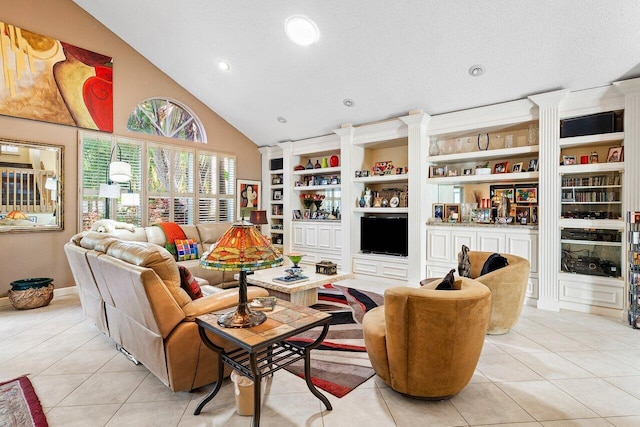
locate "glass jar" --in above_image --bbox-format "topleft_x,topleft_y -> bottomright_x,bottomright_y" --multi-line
429,137 -> 440,156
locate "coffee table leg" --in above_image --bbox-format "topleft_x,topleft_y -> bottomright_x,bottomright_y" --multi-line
304,322 -> 332,411
194,326 -> 225,415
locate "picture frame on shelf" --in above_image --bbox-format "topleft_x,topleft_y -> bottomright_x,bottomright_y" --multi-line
292,209 -> 302,220
462,168 -> 473,175
516,205 -> 531,225
237,179 -> 260,220
431,166 -> 446,177
476,208 -> 492,223
273,189 -> 283,200
432,203 -> 444,221
490,184 -> 515,203
447,168 -> 458,177
444,203 -> 460,222
516,186 -> 538,203
493,162 -> 509,174
528,158 -> 538,172
271,176 -> 282,185
511,162 -> 523,173
563,155 -> 577,165
607,146 -> 623,162
303,209 -> 311,220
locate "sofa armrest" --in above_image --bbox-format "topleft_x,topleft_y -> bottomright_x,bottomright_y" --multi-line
182,286 -> 270,320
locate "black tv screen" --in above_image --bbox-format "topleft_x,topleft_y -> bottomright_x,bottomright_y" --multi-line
360,216 -> 408,256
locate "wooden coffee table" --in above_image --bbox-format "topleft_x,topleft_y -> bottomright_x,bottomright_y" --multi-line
246,265 -> 351,306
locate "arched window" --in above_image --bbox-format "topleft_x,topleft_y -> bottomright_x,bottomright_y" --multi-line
127,98 -> 206,142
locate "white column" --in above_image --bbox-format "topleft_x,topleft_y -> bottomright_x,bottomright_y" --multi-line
529,90 -> 569,312
334,126 -> 356,272
613,78 -> 640,213
281,141 -> 293,255
400,112 -> 431,282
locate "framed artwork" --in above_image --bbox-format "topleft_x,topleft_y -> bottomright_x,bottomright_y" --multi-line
511,162 -> 523,173
303,209 -> 311,219
516,186 -> 538,203
0,23 -> 113,132
528,158 -> 539,172
272,189 -> 283,200
493,162 -> 509,174
237,179 -> 260,220
430,166 -> 446,177
444,203 -> 460,222
563,155 -> 576,165
462,168 -> 473,175
516,205 -> 531,224
607,146 -> 623,162
490,184 -> 515,203
432,203 -> 444,220
271,176 -> 282,185
292,209 -> 302,220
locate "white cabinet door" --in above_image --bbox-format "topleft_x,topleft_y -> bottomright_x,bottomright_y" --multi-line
317,225 -> 332,249
506,233 -> 538,273
478,232 -> 505,253
292,223 -> 304,246
452,229 -> 476,254
427,229 -> 452,263
333,226 -> 342,250
304,224 -> 318,247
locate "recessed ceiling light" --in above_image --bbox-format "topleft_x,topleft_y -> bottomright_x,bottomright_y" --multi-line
343,98 -> 355,107
468,64 -> 485,77
217,60 -> 230,71
285,15 -> 319,46
277,116 -> 287,123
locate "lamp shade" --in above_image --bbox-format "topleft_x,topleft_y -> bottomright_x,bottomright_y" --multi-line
249,210 -> 269,225
201,220 -> 283,271
98,183 -> 121,198
121,192 -> 140,206
109,161 -> 132,183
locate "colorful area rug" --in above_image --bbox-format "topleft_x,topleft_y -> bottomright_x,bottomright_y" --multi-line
0,376 -> 48,427
284,284 -> 383,398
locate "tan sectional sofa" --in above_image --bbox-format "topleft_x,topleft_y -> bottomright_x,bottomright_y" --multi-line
109,222 -> 239,288
64,230 -> 269,392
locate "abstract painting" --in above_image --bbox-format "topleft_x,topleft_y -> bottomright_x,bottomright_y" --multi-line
0,22 -> 113,131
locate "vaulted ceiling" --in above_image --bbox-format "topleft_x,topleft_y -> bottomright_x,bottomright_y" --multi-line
72,0 -> 640,146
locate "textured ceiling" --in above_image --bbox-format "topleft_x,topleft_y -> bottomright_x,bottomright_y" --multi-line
72,0 -> 640,146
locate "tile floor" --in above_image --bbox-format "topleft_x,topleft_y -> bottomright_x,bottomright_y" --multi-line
1,278 -> 640,426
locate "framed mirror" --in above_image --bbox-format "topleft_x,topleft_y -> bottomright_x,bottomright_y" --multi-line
0,138 -> 63,232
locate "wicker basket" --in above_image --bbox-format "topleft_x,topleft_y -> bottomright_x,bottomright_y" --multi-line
9,282 -> 54,310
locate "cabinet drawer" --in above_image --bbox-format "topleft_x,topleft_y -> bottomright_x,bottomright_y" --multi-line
559,279 -> 624,309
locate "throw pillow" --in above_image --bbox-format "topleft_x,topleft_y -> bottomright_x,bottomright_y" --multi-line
435,269 -> 456,290
175,238 -> 198,261
458,244 -> 471,278
480,253 -> 509,276
178,265 -> 203,300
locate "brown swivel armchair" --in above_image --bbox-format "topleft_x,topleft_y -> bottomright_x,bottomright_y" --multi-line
464,251 -> 530,335
362,277 -> 491,399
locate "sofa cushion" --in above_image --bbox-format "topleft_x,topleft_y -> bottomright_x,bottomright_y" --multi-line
480,253 -> 509,276
178,265 -> 203,300
175,238 -> 198,261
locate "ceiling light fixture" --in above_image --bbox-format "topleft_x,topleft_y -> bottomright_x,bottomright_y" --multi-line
468,64 -> 485,77
285,15 -> 319,46
217,60 -> 230,71
343,98 -> 355,107
277,116 -> 287,123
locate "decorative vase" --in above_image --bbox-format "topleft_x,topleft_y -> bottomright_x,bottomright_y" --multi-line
313,200 -> 323,212
329,155 -> 339,167
477,133 -> 489,151
286,252 -> 304,268
429,137 -> 440,156
314,160 -> 321,169
527,124 -> 538,146
321,157 -> 329,168
305,159 -> 313,169
303,199 -> 314,209
359,196 -> 366,208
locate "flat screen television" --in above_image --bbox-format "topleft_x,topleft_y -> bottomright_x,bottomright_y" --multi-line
360,216 -> 408,257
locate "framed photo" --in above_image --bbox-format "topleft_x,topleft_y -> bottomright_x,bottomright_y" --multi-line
271,176 -> 282,185
493,162 -> 509,174
237,179 -> 260,220
516,205 -> 531,224
511,162 -> 523,173
293,209 -> 302,220
447,168 -> 458,177
432,203 -> 444,220
430,166 -> 446,177
303,209 -> 311,220
462,168 -> 473,176
444,203 -> 460,222
528,158 -> 539,172
563,155 -> 576,165
607,146 -> 623,162
272,189 -> 283,200
516,186 -> 538,203
476,208 -> 492,223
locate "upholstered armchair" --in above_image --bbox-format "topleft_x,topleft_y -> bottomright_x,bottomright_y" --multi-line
362,277 -> 491,399
465,251 -> 530,335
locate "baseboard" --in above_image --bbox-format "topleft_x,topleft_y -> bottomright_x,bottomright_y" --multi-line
0,285 -> 78,308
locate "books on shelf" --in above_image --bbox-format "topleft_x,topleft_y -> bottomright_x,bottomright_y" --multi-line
273,275 -> 309,284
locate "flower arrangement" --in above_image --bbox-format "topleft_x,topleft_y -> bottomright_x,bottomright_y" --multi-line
301,193 -> 325,209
